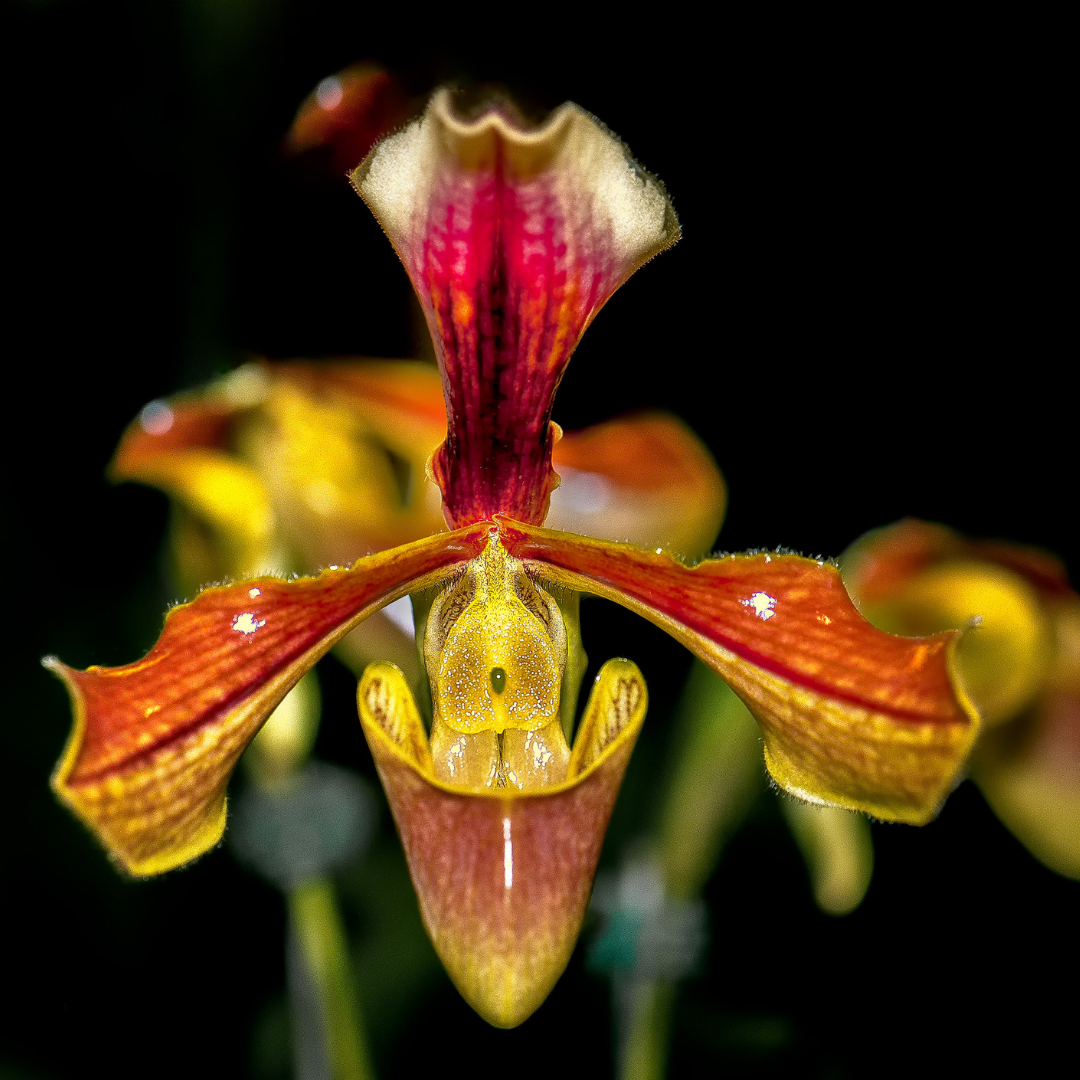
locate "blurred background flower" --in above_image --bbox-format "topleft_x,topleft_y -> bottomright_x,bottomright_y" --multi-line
5,3 -> 1072,1078
842,518 -> 1080,880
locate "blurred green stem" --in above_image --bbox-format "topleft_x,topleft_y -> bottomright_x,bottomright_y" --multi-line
620,980 -> 677,1080
289,877 -> 374,1080
780,799 -> 874,915
619,663 -> 762,1080
657,663 -> 763,903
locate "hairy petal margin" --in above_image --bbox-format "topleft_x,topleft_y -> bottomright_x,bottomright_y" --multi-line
501,520 -> 980,824
46,526 -> 488,875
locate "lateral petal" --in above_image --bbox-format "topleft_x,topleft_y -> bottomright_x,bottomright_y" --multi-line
547,412 -> 725,559
500,520 -> 979,824
46,526 -> 488,876
358,658 -> 647,1027
352,89 -> 679,528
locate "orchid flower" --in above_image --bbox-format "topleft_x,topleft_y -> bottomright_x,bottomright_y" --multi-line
842,518 -> 1080,879
46,90 -> 978,1028
107,355 -> 723,684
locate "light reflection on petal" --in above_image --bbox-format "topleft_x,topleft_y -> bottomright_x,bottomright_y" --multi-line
741,592 -> 777,620
232,612 -> 267,634
315,76 -> 344,111
139,400 -> 174,435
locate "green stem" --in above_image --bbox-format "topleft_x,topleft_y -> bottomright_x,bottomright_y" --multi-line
618,664 -> 761,1078
620,980 -> 677,1080
289,877 -> 375,1080
657,662 -> 763,901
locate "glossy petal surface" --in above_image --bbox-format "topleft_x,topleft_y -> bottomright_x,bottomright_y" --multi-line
352,89 -> 679,527
547,412 -> 725,558
357,657 -> 647,1027
47,526 -> 488,875
502,520 -> 978,823
285,63 -> 417,174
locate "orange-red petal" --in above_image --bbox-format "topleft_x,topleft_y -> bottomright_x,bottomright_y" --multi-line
351,89 -> 679,528
284,63 -> 418,174
47,526 -> 488,875
500,520 -> 979,824
548,412 -> 725,559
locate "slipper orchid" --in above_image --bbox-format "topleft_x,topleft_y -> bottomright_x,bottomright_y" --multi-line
47,90 -> 978,1028
105,354 -> 725,680
842,518 -> 1080,879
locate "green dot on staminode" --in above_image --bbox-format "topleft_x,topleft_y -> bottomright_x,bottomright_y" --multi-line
490,667 -> 507,694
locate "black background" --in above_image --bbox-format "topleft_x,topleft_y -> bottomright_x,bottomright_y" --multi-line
3,3 -> 1073,1078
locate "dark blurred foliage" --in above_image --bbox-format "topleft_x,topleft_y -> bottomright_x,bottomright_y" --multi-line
3,3 -> 1071,1078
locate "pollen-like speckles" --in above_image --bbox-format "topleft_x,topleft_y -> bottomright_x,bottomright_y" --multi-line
425,535 -> 565,736
524,729 -> 554,771
421,537 -> 575,792
445,735 -> 466,778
